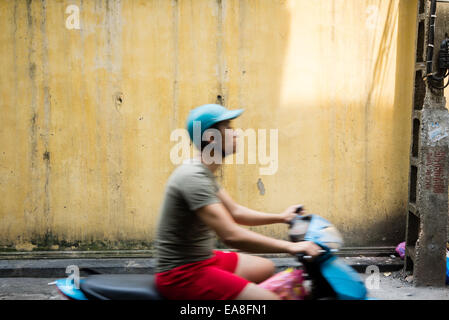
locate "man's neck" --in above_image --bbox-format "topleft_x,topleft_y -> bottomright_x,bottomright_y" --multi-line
202,161 -> 220,174
193,154 -> 221,173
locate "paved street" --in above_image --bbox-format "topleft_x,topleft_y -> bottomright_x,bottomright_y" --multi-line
359,272 -> 449,300
0,278 -> 64,300
0,271 -> 448,300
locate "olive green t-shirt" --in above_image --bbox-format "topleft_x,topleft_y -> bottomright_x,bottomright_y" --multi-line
154,160 -> 222,273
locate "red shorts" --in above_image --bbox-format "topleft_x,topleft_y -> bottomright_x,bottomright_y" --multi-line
155,250 -> 250,300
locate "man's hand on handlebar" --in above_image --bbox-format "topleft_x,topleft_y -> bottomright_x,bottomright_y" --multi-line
280,204 -> 307,224
287,241 -> 322,258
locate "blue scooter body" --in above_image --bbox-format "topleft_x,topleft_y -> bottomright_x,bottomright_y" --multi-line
55,278 -> 88,300
298,214 -> 367,300
319,255 -> 367,299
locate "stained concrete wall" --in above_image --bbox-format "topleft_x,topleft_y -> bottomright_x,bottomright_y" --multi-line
0,0 -> 417,251
429,1 -> 449,242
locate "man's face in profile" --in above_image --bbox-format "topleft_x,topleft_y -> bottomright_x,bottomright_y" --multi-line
216,120 -> 238,156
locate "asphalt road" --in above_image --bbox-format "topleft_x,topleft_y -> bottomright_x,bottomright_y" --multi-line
359,272 -> 449,300
0,271 -> 448,300
0,277 -> 64,300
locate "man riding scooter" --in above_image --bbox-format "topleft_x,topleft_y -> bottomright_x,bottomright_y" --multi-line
154,104 -> 321,300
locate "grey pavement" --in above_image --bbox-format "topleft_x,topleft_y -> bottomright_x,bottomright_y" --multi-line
1,271 -> 448,300
0,256 -> 404,278
359,271 -> 449,300
0,278 -> 64,300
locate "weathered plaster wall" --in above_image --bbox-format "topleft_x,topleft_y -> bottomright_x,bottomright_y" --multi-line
0,0 -> 417,251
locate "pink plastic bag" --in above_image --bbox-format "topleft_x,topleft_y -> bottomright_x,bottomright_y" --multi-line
395,242 -> 406,259
258,267 -> 307,300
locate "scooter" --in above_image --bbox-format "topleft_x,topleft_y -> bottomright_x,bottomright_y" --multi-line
51,211 -> 367,300
287,212 -> 367,300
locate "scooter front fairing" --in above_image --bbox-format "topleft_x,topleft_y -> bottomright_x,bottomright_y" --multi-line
290,214 -> 367,300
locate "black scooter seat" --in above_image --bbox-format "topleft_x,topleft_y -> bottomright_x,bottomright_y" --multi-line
80,274 -> 163,300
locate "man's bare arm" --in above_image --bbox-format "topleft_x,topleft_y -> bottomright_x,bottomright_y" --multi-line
217,189 -> 302,226
196,202 -> 320,256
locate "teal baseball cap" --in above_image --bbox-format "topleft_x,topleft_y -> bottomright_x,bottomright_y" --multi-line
186,104 -> 244,148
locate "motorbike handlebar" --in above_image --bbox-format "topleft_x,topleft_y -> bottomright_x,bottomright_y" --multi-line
288,208 -> 340,262
296,249 -> 327,262
287,205 -> 305,228
294,205 -> 304,214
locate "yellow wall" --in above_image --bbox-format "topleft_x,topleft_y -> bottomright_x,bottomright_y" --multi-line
0,0 -> 417,251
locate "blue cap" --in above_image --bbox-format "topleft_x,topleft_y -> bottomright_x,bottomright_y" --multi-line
186,104 -> 244,148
